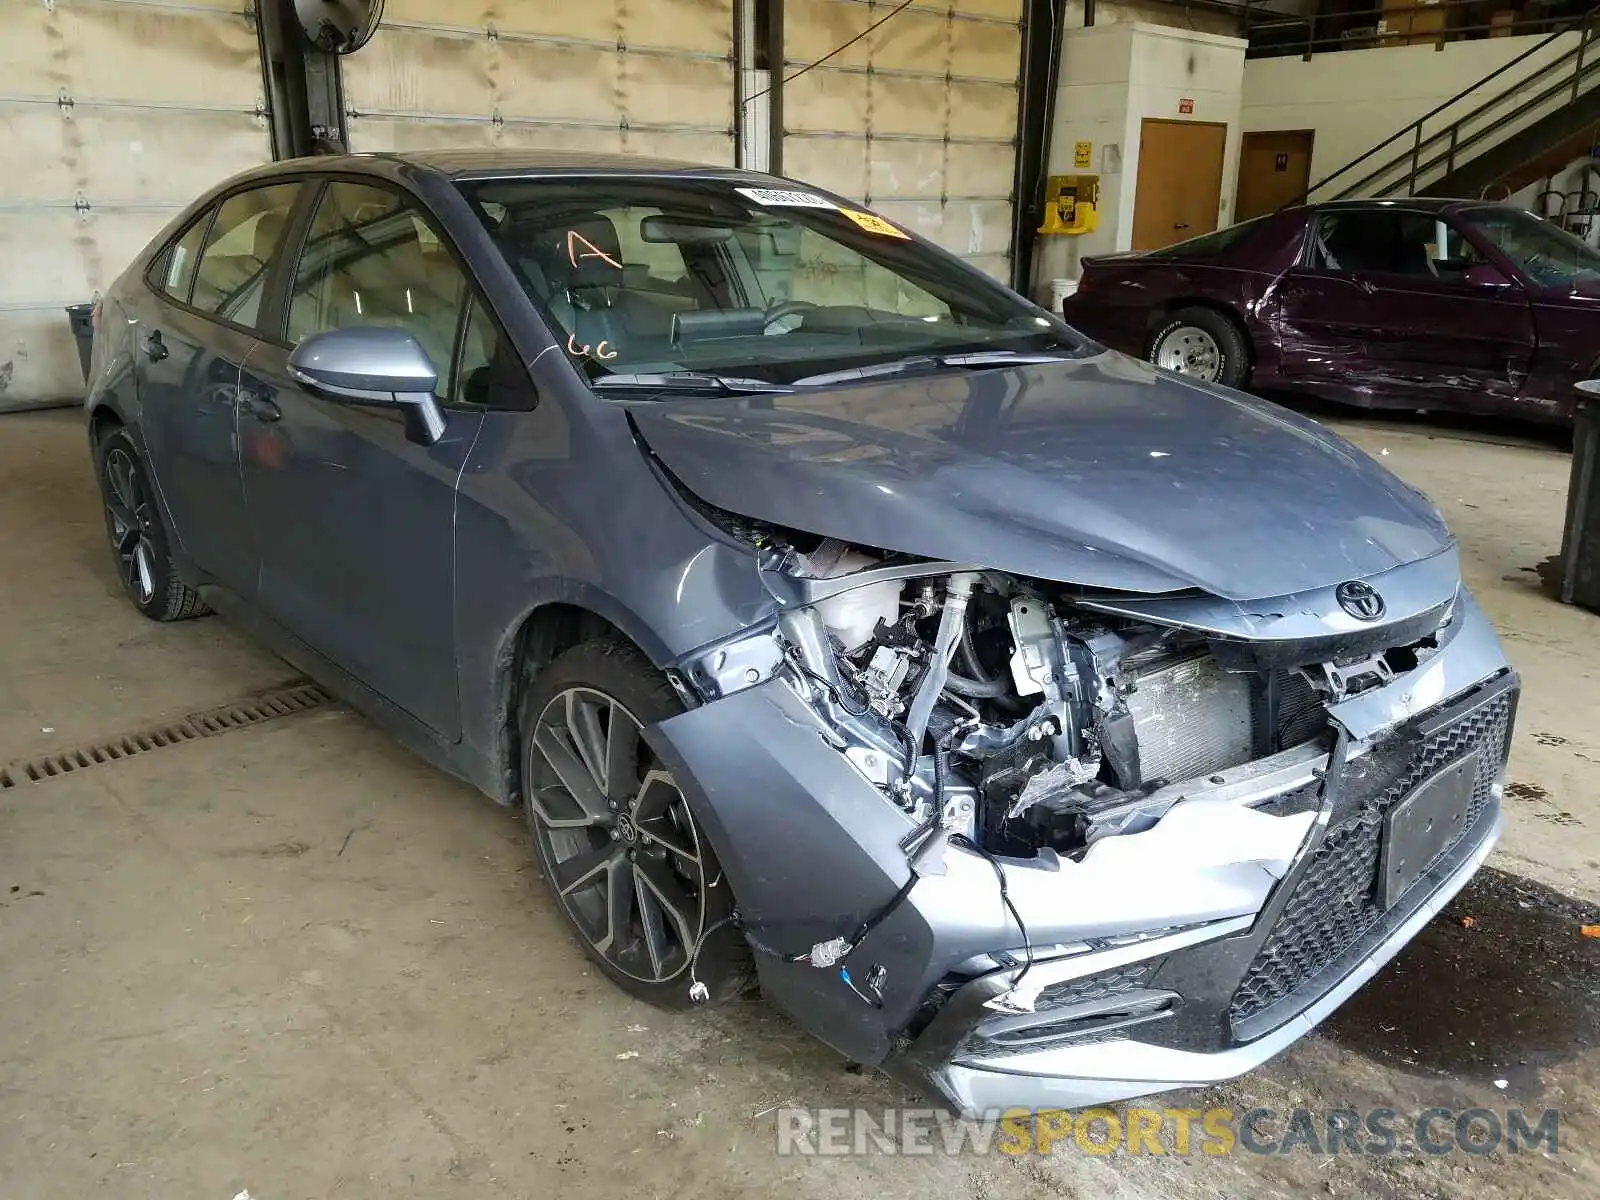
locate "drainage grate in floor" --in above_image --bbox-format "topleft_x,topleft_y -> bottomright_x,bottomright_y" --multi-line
0,681 -> 335,790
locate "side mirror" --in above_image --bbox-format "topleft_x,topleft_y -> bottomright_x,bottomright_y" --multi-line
288,327 -> 447,446
1461,263 -> 1513,290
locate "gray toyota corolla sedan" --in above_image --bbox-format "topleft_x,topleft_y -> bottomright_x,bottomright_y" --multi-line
85,150 -> 1516,1114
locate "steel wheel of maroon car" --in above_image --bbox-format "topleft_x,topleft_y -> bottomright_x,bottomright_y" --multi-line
1152,324 -> 1221,381
1146,306 -> 1250,388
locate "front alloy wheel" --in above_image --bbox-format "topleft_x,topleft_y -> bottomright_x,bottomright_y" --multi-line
529,685 -> 707,985
519,639 -> 749,1008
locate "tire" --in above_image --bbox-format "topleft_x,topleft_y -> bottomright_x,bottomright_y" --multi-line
1147,306 -> 1250,389
518,638 -> 749,1008
93,426 -> 209,622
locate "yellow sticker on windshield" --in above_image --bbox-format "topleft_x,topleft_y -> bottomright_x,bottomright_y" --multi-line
838,207 -> 911,239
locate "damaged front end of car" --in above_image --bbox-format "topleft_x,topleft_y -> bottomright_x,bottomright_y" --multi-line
645,525 -> 1516,1114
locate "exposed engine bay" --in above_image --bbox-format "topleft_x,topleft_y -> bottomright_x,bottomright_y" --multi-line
642,416 -> 1502,1107
755,538 -> 1449,860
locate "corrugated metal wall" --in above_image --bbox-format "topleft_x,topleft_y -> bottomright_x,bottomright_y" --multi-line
0,0 -> 1025,405
0,0 -> 270,409
783,0 -> 1022,280
341,0 -> 736,164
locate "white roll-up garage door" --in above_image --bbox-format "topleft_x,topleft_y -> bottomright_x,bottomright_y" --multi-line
0,0 -> 270,409
342,0 -> 736,165
783,0 -> 1021,281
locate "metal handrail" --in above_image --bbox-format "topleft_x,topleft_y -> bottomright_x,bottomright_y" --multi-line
1299,4 -> 1600,202
1328,39 -> 1600,199
1246,0 -> 1585,59
1250,18 -> 1583,61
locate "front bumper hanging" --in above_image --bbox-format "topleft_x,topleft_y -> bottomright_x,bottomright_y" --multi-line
646,593 -> 1516,1113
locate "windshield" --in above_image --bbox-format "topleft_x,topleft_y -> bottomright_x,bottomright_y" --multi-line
1458,205 -> 1600,288
458,177 -> 1084,386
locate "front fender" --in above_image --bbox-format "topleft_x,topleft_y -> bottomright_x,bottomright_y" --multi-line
644,679 -> 918,1063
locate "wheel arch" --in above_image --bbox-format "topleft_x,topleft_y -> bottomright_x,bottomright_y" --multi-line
490,593 -> 677,809
87,395 -> 130,448
1147,296 -> 1251,341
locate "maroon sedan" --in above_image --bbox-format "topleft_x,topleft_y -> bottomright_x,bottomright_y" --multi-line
1061,198 -> 1600,424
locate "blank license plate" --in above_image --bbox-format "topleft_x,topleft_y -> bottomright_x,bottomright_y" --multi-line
1378,751 -> 1479,909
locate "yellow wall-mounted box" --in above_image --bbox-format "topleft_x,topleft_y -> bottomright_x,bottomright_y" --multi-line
1038,174 -> 1099,235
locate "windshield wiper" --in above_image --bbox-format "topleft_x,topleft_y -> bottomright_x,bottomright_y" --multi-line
938,348 -> 1079,367
791,347 -> 1077,388
590,372 -> 792,395
790,356 -> 943,388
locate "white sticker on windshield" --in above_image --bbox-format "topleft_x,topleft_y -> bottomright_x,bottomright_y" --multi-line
735,186 -> 836,209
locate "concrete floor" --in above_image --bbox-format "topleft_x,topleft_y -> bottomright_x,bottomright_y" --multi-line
0,407 -> 1595,1199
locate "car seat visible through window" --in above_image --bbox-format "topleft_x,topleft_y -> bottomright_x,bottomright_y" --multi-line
289,187 -> 467,393
508,211 -> 678,354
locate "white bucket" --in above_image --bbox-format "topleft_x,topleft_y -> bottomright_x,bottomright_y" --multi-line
1049,277 -> 1078,312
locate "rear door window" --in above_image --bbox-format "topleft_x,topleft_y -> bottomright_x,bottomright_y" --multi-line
153,212 -> 212,304
189,182 -> 303,330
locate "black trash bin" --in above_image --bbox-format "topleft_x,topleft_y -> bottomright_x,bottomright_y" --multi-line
1555,379 -> 1600,610
64,301 -> 94,385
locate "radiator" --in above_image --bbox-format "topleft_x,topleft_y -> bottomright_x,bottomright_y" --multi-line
1123,654 -> 1255,785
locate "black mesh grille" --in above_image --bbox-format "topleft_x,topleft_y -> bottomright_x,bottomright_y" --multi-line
1228,686 -> 1513,1030
1034,962 -> 1156,1011
958,963 -> 1167,1059
1251,778 -> 1325,818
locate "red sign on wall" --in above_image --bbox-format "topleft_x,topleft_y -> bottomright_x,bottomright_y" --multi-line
1178,98 -> 1195,114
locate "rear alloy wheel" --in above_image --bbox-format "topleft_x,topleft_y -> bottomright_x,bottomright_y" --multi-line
94,427 -> 208,621
520,640 -> 746,1007
1148,306 -> 1249,389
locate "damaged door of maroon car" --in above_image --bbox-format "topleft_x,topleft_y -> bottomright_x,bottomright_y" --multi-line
1266,207 -> 1535,415
1455,202 -> 1600,422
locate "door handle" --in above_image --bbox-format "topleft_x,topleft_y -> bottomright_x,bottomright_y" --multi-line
143,330 -> 169,362
244,394 -> 281,423
1173,222 -> 1191,230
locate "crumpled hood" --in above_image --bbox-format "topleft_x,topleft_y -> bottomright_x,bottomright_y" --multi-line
626,351 -> 1453,601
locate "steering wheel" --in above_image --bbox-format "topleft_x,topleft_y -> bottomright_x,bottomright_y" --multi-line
1520,252 -> 1561,286
762,299 -> 815,334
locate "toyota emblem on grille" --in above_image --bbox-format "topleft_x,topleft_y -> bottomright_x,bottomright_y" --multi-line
1336,580 -> 1386,621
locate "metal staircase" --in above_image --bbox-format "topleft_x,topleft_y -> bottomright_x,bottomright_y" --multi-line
1306,6 -> 1600,204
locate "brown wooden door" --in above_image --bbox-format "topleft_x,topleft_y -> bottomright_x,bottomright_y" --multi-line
1234,130 -> 1315,221
1131,119 -> 1228,252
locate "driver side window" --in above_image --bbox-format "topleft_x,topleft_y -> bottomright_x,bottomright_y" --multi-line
287,182 -> 468,399
1309,211 -> 1436,276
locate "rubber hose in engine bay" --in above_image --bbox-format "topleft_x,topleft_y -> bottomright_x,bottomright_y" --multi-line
943,619 -> 1011,698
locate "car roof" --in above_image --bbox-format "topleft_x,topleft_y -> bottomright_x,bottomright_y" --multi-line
252,148 -> 764,183
1295,197 -> 1518,218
